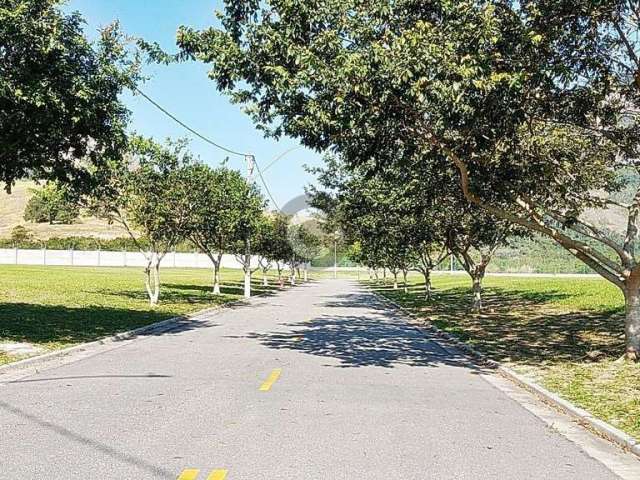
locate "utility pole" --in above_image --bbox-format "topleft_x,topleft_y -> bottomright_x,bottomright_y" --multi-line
333,230 -> 339,279
244,154 -> 255,299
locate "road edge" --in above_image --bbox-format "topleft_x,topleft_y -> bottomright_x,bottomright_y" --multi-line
365,284 -> 640,460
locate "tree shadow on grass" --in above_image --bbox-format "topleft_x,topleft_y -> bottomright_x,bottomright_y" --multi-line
371,282 -> 625,366
0,303 -> 214,347
163,280 -> 282,298
101,279 -> 284,305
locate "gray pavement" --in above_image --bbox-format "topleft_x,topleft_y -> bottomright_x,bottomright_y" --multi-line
0,280 -> 629,479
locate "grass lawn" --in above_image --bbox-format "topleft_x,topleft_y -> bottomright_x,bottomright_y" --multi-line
369,273 -> 640,440
0,265 -> 285,366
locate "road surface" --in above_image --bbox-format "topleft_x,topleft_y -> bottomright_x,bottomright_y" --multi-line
0,280 -> 633,479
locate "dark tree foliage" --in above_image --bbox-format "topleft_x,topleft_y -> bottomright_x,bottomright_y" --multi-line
0,0 -> 139,193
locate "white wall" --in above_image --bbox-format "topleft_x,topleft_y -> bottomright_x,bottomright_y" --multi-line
0,248 -> 260,269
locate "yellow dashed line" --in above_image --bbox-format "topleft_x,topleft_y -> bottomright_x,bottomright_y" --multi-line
207,470 -> 228,480
177,469 -> 228,480
259,368 -> 282,391
177,469 -> 200,480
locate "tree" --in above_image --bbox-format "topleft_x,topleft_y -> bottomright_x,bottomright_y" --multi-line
24,183 -> 80,224
183,166 -> 256,294
1,0 -> 139,193
253,213 -> 294,286
10,225 -> 34,245
445,211 -> 514,312
270,213 -> 294,283
177,1 -> 640,360
288,223 -> 322,281
230,184 -> 266,298
91,136 -> 194,305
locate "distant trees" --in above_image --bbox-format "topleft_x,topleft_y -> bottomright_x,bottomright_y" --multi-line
24,184 -> 79,224
84,133 -> 309,304
288,223 -> 322,282
309,154 -> 517,310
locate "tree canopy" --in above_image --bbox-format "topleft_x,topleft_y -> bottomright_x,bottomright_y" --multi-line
24,183 -> 80,225
1,0 -> 140,193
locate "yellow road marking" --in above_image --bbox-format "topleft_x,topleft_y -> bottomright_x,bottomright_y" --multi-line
207,470 -> 228,480
259,368 -> 282,391
177,469 -> 200,480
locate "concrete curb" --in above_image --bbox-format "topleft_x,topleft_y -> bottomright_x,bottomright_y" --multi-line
0,285 -> 289,379
366,286 -> 640,459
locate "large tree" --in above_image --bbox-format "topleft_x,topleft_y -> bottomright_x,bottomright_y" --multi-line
183,166 -> 257,294
1,0 -> 138,193
91,136 -> 194,305
177,0 -> 640,360
230,184 -> 266,298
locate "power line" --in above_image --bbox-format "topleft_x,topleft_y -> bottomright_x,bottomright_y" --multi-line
133,87 -> 249,158
134,86 -> 284,213
262,145 -> 302,172
254,159 -> 282,213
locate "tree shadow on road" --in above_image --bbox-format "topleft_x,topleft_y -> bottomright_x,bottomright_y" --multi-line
318,292 -> 389,311
245,308 -> 476,369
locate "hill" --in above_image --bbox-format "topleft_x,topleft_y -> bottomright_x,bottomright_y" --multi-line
0,181 -> 126,239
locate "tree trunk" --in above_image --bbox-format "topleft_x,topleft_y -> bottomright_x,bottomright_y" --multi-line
143,254 -> 161,306
471,271 -> 484,312
383,268 -> 387,284
304,265 -> 308,282
624,286 -> 640,361
276,262 -> 283,281
290,265 -> 296,285
144,265 -> 153,305
212,261 -> 221,295
143,256 -> 161,306
393,271 -> 398,290
243,236 -> 251,298
244,267 -> 251,298
402,269 -> 408,293
423,270 -> 432,300
152,260 -> 160,305
262,270 -> 268,286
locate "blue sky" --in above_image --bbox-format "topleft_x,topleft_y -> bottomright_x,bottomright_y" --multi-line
64,0 -> 324,210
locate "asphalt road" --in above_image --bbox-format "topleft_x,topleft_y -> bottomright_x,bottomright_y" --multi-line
0,280 -> 628,479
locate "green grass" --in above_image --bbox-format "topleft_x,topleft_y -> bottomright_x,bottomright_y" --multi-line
370,273 -> 640,439
0,265 -> 284,365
